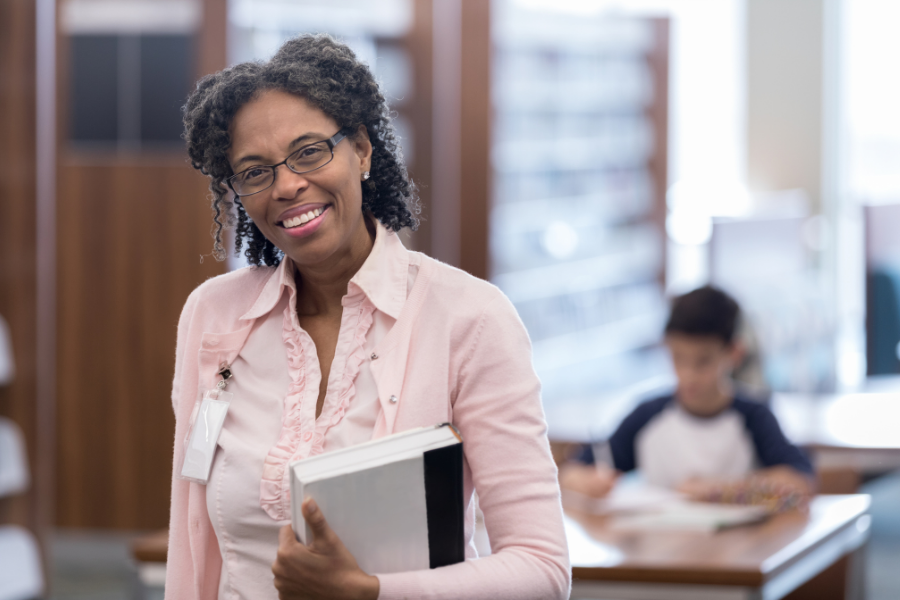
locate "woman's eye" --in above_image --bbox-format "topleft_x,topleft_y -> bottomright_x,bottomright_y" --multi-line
243,168 -> 268,182
300,146 -> 323,158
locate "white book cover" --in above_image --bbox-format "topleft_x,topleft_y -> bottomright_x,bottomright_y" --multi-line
290,424 -> 464,574
300,457 -> 431,573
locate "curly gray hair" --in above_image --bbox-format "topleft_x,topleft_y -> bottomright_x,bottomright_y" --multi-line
183,34 -> 420,266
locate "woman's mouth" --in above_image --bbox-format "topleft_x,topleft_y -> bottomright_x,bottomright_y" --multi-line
277,205 -> 330,238
280,206 -> 325,229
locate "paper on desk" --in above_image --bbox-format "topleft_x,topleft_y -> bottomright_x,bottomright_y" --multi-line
562,480 -> 684,515
561,476 -> 770,532
608,502 -> 769,533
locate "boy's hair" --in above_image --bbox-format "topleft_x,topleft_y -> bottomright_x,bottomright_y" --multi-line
664,286 -> 740,344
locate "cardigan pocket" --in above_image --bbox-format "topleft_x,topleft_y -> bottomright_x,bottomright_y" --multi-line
196,324 -> 255,392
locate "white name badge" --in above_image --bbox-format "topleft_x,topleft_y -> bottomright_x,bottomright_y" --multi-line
180,365 -> 233,484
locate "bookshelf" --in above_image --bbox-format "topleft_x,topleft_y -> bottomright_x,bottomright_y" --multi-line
489,3 -> 670,438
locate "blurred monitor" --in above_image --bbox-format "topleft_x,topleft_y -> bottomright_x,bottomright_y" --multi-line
864,203 -> 900,270
710,214 -> 835,393
863,202 -> 900,375
710,215 -> 808,297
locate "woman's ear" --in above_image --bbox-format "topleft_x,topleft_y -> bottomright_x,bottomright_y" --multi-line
352,124 -> 373,173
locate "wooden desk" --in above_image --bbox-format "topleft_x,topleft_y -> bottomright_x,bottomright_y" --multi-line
771,393 -> 900,473
130,529 -> 168,588
567,495 -> 870,600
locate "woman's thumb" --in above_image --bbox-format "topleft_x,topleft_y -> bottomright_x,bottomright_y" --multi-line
303,497 -> 336,548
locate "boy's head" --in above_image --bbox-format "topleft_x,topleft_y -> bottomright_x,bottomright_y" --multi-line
664,286 -> 744,416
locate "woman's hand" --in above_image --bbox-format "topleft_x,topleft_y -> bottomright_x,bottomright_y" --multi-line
272,498 -> 380,600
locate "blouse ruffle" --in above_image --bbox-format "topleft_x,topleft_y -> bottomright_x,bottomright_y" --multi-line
259,288 -> 376,522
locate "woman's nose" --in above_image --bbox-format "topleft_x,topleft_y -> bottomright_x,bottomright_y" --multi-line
271,163 -> 309,200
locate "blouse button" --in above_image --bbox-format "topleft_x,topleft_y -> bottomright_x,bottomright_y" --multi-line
389,395 -> 398,404
303,431 -> 313,442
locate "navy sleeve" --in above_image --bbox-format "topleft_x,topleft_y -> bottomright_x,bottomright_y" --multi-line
573,443 -> 595,465
732,398 -> 814,475
607,396 -> 673,473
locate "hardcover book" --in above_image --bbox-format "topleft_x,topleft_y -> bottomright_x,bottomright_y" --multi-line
289,422 -> 465,574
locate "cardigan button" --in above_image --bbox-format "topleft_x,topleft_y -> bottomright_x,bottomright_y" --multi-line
389,395 -> 398,404
370,353 -> 378,360
303,431 -> 313,442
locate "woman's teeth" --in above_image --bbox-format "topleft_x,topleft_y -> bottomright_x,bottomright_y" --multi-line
283,208 -> 323,228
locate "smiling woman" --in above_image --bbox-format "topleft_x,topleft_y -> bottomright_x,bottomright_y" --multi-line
168,33 -> 570,600
226,92 -> 374,273
183,35 -> 418,266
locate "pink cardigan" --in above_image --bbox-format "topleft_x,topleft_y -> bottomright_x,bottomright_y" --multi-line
165,243 -> 571,600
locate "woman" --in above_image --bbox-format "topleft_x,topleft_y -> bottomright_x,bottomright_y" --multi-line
168,34 -> 569,600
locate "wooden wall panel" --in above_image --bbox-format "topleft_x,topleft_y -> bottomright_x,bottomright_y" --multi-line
402,0 -> 434,255
648,18 -> 670,287
53,0 -> 228,530
430,0 -> 463,268
0,0 -> 41,535
55,158 -> 224,528
458,0 -> 491,281
430,0 -> 491,279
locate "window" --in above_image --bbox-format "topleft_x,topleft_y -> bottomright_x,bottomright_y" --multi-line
69,34 -> 194,147
64,0 -> 199,148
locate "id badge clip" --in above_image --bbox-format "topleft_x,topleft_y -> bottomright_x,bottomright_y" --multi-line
180,364 -> 233,484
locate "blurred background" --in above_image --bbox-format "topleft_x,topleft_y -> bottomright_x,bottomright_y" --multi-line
1,0 -> 899,598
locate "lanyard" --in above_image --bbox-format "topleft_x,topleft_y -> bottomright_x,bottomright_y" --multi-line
179,364 -> 234,484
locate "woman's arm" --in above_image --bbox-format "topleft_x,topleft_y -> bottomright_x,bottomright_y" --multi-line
165,288 -> 214,600
375,292 -> 571,600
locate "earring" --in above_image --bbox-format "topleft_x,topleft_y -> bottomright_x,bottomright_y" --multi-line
362,171 -> 370,181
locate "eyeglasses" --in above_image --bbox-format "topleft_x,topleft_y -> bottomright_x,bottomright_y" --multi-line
227,130 -> 347,197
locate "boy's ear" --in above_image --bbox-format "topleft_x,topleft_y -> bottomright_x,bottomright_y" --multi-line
727,341 -> 746,368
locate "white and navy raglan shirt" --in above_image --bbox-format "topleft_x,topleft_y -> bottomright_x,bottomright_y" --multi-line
579,395 -> 813,488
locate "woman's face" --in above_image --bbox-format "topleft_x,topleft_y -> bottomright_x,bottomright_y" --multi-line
228,89 -> 372,270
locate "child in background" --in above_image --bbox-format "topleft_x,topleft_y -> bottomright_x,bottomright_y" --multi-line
560,286 -> 814,505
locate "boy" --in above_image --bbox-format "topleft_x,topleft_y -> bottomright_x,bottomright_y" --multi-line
560,286 -> 814,499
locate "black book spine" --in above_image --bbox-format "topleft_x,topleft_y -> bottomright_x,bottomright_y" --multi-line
423,442 -> 465,568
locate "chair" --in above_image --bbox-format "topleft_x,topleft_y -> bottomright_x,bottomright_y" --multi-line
0,315 -> 44,600
0,419 -> 28,498
0,526 -> 43,600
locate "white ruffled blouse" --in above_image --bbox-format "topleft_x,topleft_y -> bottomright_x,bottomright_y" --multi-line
206,223 -> 417,600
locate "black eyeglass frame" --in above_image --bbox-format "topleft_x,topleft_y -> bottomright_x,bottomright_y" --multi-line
227,130 -> 348,198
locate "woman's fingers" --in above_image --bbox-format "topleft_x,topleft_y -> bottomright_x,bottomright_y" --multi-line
302,497 -> 340,551
272,505 -> 377,600
273,525 -> 304,578
279,523 -> 299,547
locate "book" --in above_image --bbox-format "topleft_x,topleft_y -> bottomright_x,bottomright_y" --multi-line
289,423 -> 465,574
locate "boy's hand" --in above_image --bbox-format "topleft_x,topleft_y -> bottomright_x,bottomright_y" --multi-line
751,465 -> 816,496
676,477 -> 726,500
678,467 -> 814,511
559,463 -> 618,498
